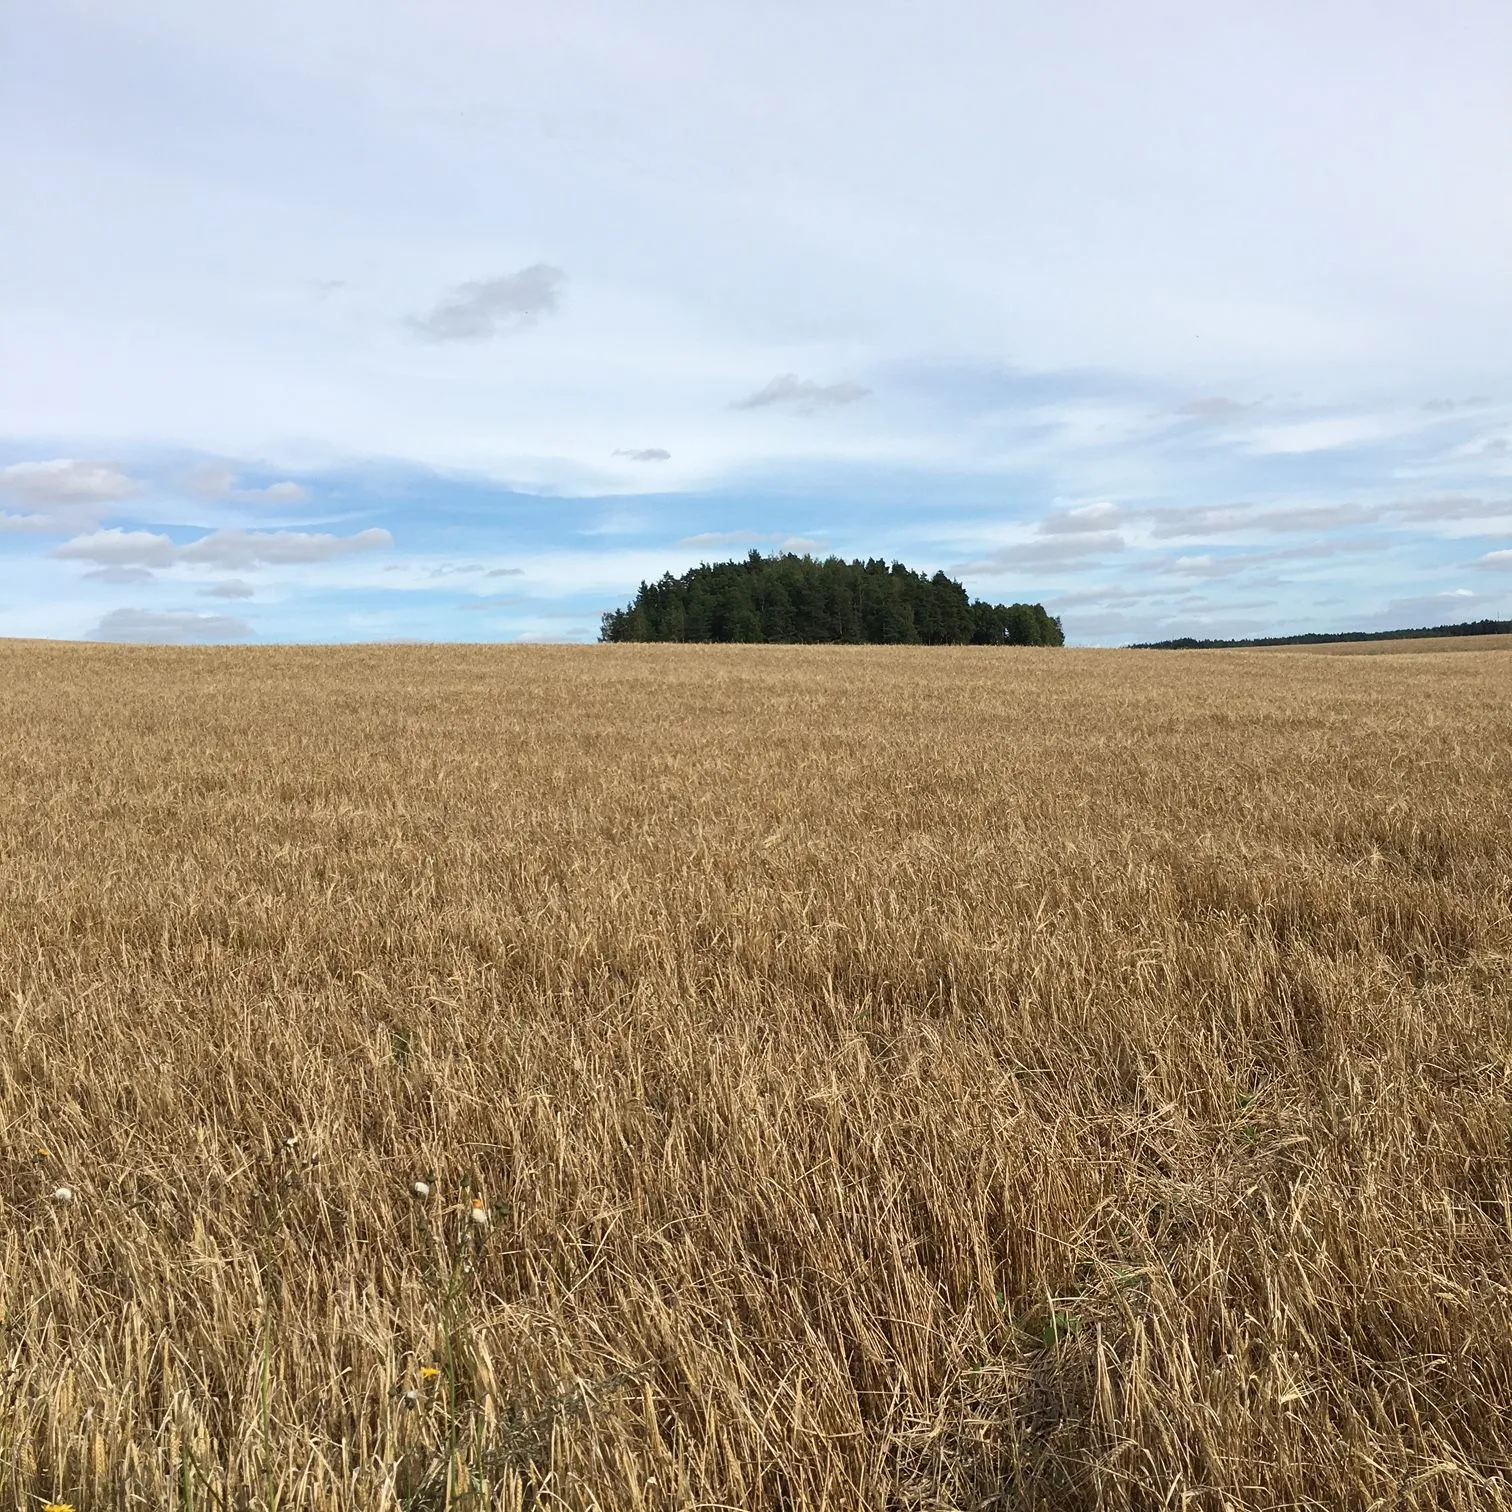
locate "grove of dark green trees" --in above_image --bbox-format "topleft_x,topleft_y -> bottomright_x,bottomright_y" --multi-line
600,552 -> 1064,646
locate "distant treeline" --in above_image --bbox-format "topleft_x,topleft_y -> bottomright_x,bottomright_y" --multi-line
601,552 -> 1064,646
1135,618 -> 1512,650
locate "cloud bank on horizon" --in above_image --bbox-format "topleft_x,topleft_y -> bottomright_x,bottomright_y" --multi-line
3,0 -> 1511,645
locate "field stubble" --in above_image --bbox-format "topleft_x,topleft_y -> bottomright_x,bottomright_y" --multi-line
1,642 -> 1510,1510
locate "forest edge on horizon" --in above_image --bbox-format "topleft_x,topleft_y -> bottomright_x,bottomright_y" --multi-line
600,551 -> 1064,646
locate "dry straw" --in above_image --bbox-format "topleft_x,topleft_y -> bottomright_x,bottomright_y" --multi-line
1,640 -> 1510,1510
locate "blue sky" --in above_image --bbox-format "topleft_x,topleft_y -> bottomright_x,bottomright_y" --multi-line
4,1 -> 1511,645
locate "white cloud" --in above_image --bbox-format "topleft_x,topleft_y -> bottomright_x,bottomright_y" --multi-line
53,526 -> 391,571
613,448 -> 671,462
1145,502 -> 1382,539
1037,502 -> 1123,535
409,264 -> 564,341
1049,583 -> 1149,608
53,526 -> 391,570
1477,550 -> 1512,571
84,565 -> 157,584
55,529 -> 178,567
0,459 -> 142,532
1131,496 -> 1512,543
92,608 -> 254,643
1177,396 -> 1251,421
955,531 -> 1126,574
186,465 -> 237,499
203,580 -> 255,598
1383,589 -> 1480,621
241,480 -> 308,503
731,375 -> 871,413
0,459 -> 139,505
186,467 -> 307,503
181,527 -> 391,567
1165,553 -> 1263,579
1394,495 -> 1512,524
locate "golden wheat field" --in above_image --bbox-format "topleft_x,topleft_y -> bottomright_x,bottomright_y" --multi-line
1257,634 -> 1512,656
2,640 -> 1510,1512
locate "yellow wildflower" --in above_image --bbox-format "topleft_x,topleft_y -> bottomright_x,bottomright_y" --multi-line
419,1365 -> 441,1380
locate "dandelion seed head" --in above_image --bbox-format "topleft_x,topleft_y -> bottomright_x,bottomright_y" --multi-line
410,1180 -> 430,1199
51,1186 -> 75,1205
469,1197 -> 489,1226
401,1388 -> 419,1409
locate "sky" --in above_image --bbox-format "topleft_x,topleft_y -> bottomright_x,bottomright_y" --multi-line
3,0 -> 1511,646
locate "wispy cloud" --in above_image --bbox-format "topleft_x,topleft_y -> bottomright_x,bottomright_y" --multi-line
1048,583 -> 1150,608
1135,495 -> 1512,540
1423,397 -> 1491,413
458,594 -> 524,613
183,527 -> 390,568
1158,552 -> 1275,580
185,467 -> 307,503
186,465 -> 239,499
92,608 -> 254,643
613,448 -> 671,462
731,375 -> 871,414
1145,502 -> 1379,538
409,264 -> 564,341
955,531 -> 1127,574
243,481 -> 308,504
1037,502 -> 1123,535
1243,416 -> 1403,455
1177,396 -> 1253,421
1394,495 -> 1512,524
1383,589 -> 1480,619
55,527 -> 393,570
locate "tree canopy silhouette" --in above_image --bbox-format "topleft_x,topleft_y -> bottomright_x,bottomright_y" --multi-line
600,552 -> 1064,646
1135,618 -> 1512,649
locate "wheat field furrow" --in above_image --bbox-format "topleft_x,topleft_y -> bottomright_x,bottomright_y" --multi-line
1,641 -> 1510,1509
